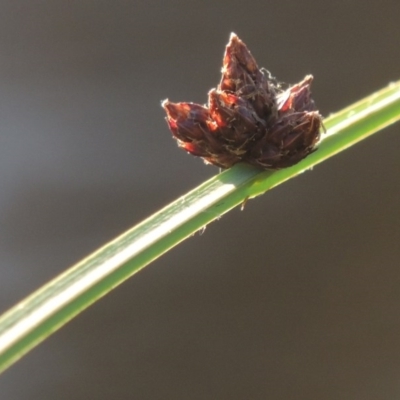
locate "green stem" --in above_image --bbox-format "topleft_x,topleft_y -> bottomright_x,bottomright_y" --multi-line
0,81 -> 399,374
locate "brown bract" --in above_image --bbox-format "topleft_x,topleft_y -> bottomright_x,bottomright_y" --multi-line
162,33 -> 323,170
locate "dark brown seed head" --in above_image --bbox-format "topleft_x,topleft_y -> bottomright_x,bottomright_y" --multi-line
162,33 -> 323,170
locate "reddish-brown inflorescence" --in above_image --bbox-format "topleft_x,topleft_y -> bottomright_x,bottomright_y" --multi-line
162,33 -> 323,170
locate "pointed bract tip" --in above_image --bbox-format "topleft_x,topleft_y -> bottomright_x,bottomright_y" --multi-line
229,32 -> 238,40
302,75 -> 314,85
162,100 -> 181,119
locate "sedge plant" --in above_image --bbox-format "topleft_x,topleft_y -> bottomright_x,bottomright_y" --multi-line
0,38 -> 399,374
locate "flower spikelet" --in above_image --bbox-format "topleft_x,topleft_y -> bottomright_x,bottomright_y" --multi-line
162,33 -> 323,169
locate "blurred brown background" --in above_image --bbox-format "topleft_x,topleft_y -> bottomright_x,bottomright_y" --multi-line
0,1 -> 399,399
